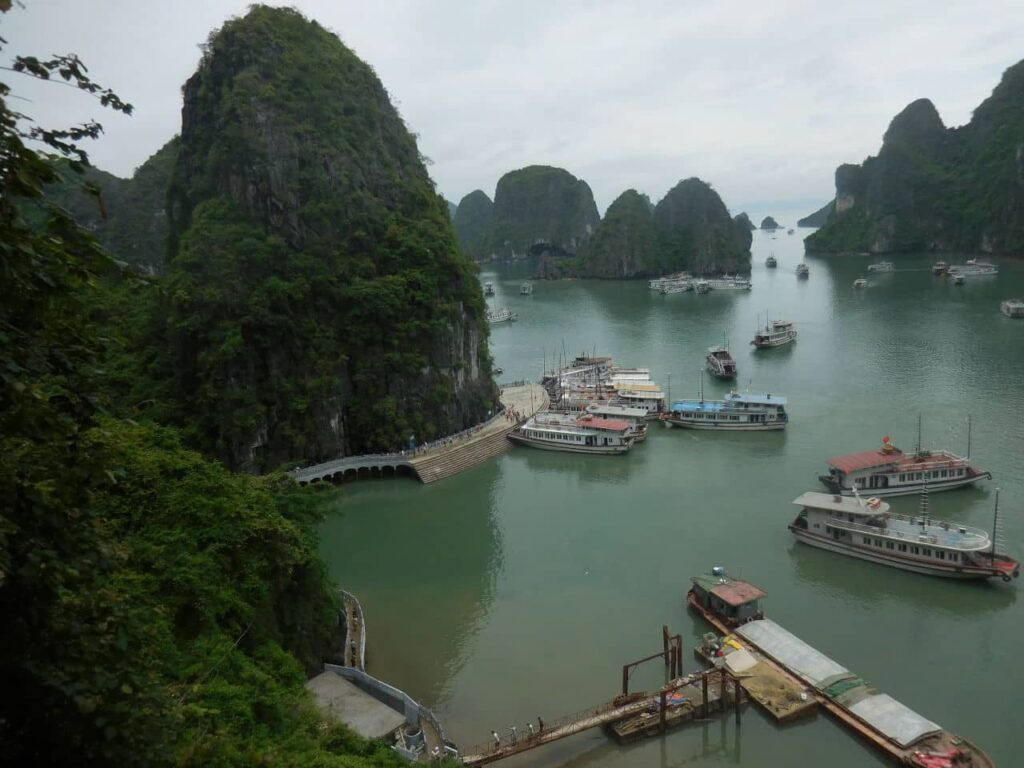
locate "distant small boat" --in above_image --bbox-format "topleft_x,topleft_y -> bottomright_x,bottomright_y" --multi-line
867,260 -> 894,273
765,254 -> 777,268
932,261 -> 949,275
796,264 -> 809,278
705,345 -> 737,380
853,278 -> 868,288
787,229 -> 794,235
953,274 -> 966,285
493,366 -> 504,375
483,281 -> 495,296
486,307 -> 517,324
1001,298 -> 1024,318
520,282 -> 533,295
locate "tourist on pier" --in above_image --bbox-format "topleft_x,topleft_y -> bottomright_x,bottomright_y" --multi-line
491,730 -> 500,749
509,725 -> 517,745
527,722 -> 534,737
537,716 -> 544,733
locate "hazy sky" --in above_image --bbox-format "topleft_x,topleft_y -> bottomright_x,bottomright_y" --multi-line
5,1 -> 1023,221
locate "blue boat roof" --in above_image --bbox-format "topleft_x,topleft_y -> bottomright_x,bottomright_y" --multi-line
671,400 -> 725,412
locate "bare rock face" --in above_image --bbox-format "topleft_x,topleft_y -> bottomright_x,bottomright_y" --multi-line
808,60 -> 1024,254
164,6 -> 496,472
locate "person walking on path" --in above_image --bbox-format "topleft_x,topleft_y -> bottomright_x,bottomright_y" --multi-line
537,716 -> 544,733
509,725 -> 517,746
491,730 -> 500,750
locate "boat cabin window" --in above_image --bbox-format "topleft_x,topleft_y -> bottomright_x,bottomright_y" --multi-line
923,548 -> 932,557
898,544 -> 907,552
912,546 -> 920,555
886,541 -> 894,550
862,536 -> 870,545
950,552 -> 958,562
938,551 -> 945,560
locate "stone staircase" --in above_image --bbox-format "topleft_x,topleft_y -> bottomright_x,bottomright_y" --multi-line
410,425 -> 516,484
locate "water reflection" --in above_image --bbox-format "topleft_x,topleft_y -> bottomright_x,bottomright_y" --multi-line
318,460 -> 505,706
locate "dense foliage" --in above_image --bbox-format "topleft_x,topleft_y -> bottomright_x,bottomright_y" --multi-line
760,216 -> 780,229
487,165 -> 599,257
161,6 -> 495,471
0,6 -> 455,766
453,189 -> 494,259
807,59 -> 1024,254
734,211 -> 756,230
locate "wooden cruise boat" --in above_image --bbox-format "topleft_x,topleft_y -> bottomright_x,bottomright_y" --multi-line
483,281 -> 494,296
612,383 -> 666,419
867,260 -> 894,273
519,282 -> 533,295
751,318 -> 797,348
649,271 -> 691,290
486,307 -> 517,324
765,253 -> 777,268
704,276 -> 752,291
687,569 -> 996,767
795,263 -> 809,278
853,277 -> 868,288
694,279 -> 710,294
659,280 -> 692,294
818,436 -> 990,497
931,260 -> 948,275
663,390 -> 788,431
508,412 -> 635,454
1000,298 -> 1024,317
705,345 -> 737,380
789,490 -> 1020,581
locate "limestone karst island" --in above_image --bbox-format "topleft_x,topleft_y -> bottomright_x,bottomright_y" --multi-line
3,3 -> 1023,768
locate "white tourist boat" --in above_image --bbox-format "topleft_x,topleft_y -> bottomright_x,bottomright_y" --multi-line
1000,298 -> 1024,318
585,403 -> 649,442
694,279 -> 710,294
705,345 -> 737,380
483,281 -> 495,296
486,307 -> 517,324
796,263 -> 809,278
704,276 -> 752,291
751,318 -> 796,348
520,282 -> 533,295
948,259 -> 998,277
932,260 -> 949,275
867,260 -> 894,273
953,273 -> 966,285
765,254 -> 777,268
662,388 -> 788,431
508,412 -> 636,454
659,280 -> 692,294
818,434 -> 990,497
789,490 -> 1020,581
853,277 -> 868,288
649,271 -> 691,290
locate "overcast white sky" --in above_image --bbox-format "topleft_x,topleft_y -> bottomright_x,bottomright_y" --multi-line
5,1 -> 1024,222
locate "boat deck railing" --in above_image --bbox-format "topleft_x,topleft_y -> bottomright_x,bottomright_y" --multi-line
824,514 -> 990,550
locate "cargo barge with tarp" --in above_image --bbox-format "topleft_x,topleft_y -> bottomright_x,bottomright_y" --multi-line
688,569 -> 995,767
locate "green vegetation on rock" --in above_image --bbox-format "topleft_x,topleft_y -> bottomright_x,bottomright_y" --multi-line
453,189 -> 494,259
797,200 -> 833,227
574,189 -> 656,278
735,211 -> 756,230
488,165 -> 599,258
160,5 -> 496,472
808,59 -> 1024,254
760,215 -> 780,229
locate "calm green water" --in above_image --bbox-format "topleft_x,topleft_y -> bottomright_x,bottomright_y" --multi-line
320,232 -> 1024,767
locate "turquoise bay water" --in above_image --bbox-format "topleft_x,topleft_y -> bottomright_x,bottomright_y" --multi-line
320,232 -> 1024,767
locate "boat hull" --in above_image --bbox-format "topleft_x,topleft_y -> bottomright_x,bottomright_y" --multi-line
817,473 -> 990,497
663,418 -> 785,431
507,432 -> 631,454
752,336 -> 796,348
789,527 -> 1013,579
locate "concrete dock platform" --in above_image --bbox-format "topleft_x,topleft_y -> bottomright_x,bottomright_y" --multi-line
306,671 -> 404,740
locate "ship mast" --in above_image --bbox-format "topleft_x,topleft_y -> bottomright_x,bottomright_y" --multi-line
914,413 -> 922,455
918,485 -> 929,530
967,413 -> 972,459
991,488 -> 1001,556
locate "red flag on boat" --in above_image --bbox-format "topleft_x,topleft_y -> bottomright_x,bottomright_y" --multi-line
882,435 -> 891,443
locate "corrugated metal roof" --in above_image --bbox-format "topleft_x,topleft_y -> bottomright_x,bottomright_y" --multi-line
576,417 -> 631,431
849,693 -> 941,747
736,619 -> 849,687
710,581 -> 766,606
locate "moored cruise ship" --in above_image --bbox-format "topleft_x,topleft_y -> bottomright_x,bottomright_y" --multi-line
788,491 -> 1020,581
508,412 -> 635,454
662,391 -> 788,430
612,383 -> 666,418
705,345 -> 737,379
948,258 -> 998,276
585,402 -> 649,442
818,437 -> 990,497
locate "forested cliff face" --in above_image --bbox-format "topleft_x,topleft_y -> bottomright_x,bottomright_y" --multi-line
798,200 -> 833,227
543,179 -> 751,278
488,165 -> 599,258
735,212 -> 756,230
453,189 -> 494,259
807,59 -> 1024,254
45,138 -> 178,273
163,6 -> 496,472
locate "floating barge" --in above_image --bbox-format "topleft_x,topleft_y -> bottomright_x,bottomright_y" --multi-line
688,569 -> 995,767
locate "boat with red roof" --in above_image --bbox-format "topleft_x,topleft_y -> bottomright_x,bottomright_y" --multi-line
508,412 -> 636,454
819,435 -> 990,497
